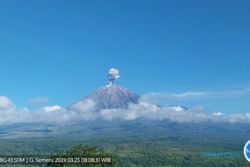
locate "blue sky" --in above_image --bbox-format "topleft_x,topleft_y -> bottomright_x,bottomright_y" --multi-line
0,0 -> 249,113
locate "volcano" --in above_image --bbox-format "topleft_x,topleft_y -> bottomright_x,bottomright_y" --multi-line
70,84 -> 139,111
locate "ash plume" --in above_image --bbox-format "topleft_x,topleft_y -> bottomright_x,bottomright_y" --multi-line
107,68 -> 120,86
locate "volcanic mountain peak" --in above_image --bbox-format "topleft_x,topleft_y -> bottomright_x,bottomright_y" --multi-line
69,68 -> 187,112
69,68 -> 139,111
72,84 -> 139,111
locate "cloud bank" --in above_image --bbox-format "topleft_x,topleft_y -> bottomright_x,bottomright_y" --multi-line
0,96 -> 29,124
0,95 -> 250,124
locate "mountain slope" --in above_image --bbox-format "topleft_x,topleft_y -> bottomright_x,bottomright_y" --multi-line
70,84 -> 139,111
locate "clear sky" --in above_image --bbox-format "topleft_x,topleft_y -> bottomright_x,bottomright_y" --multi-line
0,0 -> 249,113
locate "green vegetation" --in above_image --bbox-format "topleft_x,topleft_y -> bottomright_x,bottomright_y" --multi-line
0,135 -> 249,167
47,145 -> 117,167
0,121 -> 250,166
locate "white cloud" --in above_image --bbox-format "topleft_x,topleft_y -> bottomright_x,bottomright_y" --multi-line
140,91 -> 206,103
70,99 -> 96,113
172,92 -> 206,98
34,106 -> 69,123
0,96 -> 15,109
97,102 -> 250,123
42,105 -> 62,113
169,106 -> 186,112
212,112 -> 223,116
0,95 -> 250,124
0,96 -> 30,124
98,103 -> 207,122
140,88 -> 250,103
68,99 -> 97,121
28,96 -> 48,105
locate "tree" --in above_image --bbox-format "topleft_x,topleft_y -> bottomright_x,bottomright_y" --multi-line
47,145 -> 117,167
